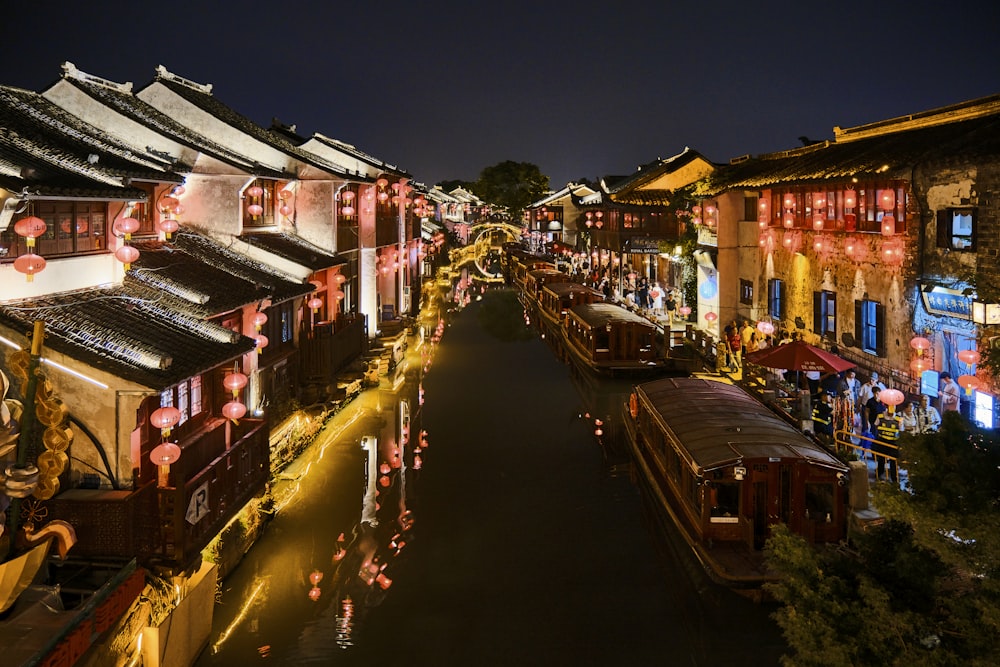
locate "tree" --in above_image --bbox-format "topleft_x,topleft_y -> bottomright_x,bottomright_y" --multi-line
471,161 -> 549,221
765,413 -> 1000,665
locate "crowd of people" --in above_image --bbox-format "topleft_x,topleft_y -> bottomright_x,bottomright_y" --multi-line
575,264 -> 683,324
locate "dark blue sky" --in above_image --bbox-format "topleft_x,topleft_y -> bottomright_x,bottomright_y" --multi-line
3,0 -> 1000,188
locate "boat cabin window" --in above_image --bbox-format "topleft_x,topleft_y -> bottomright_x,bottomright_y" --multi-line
804,482 -> 835,522
710,482 -> 740,522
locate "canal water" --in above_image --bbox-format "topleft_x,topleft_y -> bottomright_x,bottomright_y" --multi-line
196,285 -> 787,666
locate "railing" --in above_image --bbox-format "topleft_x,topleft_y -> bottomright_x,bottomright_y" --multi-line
157,418 -> 270,569
299,314 -> 365,384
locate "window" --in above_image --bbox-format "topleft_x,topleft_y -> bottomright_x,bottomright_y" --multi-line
804,483 -> 835,522
813,290 -> 836,340
243,180 -> 275,228
1,201 -> 109,261
936,208 -> 976,251
768,278 -> 784,320
855,298 -> 886,356
740,279 -> 753,306
743,192 -> 759,222
710,482 -> 740,521
160,376 -> 205,428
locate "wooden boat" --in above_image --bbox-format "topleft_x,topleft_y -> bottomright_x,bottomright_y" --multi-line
536,282 -> 603,340
622,376 -> 849,589
562,302 -> 667,377
520,268 -> 569,317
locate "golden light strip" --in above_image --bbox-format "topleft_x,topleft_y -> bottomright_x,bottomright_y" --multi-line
0,333 -> 109,389
211,578 -> 266,654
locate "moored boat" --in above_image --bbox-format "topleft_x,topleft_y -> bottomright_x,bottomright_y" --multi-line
562,302 -> 668,377
622,376 -> 849,589
536,282 -> 604,341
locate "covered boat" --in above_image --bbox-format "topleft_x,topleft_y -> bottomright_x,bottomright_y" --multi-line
562,302 -> 664,377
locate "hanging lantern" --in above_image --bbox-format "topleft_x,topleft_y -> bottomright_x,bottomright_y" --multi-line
758,216 -> 768,229
279,203 -> 293,217
247,186 -> 264,198
308,587 -> 321,602
158,196 -> 180,214
782,193 -> 796,209
332,289 -> 345,302
757,320 -> 775,335
159,218 -> 179,239
376,177 -> 389,188
878,388 -> 905,413
150,406 -> 181,436
881,215 -> 896,236
252,311 -> 268,330
171,185 -> 186,197
843,190 -> 857,208
222,400 -> 247,421
910,357 -> 932,374
150,442 -> 181,466
278,188 -> 293,200
782,212 -> 795,228
909,336 -> 931,356
115,244 -> 140,270
223,371 -> 248,397
342,190 -> 355,202
691,205 -> 702,215
307,297 -> 323,313
333,273 -> 347,285
114,217 -> 141,240
812,193 -> 826,210
341,205 -> 355,217
812,215 -> 825,231
880,189 -> 895,211
957,374 -> 981,395
247,203 -> 263,218
377,191 -> 389,202
254,334 -> 269,353
13,253 -> 46,282
309,279 -> 325,292
678,306 -> 692,316
704,311 -> 718,323
14,216 -> 47,248
309,570 -> 324,586
958,349 -> 982,366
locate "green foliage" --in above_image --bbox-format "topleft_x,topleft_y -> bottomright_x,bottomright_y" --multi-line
471,161 -> 550,220
766,414 -> 1000,665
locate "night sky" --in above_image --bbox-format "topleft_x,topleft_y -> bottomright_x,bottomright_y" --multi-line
3,0 -> 1000,188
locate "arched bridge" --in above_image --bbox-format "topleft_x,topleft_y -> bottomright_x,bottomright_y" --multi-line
448,221 -> 522,281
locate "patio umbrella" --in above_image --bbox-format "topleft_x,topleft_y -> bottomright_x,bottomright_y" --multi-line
745,340 -> 855,373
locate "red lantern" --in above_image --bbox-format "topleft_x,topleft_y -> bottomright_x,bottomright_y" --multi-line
279,204 -> 293,217
380,462 -> 392,475
341,190 -> 355,201
880,189 -> 895,211
782,212 -> 795,228
223,372 -> 248,396
115,217 -> 141,240
309,279 -> 325,292
278,188 -> 293,200
704,311 -> 718,323
910,358 -> 932,374
307,297 -> 323,312
159,218 -> 179,238
333,273 -> 347,285
254,334 -> 269,353
909,336 -> 931,356
13,253 -> 46,282
252,311 -> 268,330
957,374 -> 981,395
879,388 -> 905,413
158,196 -> 180,213
377,191 -> 389,202
678,306 -> 691,316
309,570 -> 324,586
332,289 -> 345,302
881,215 -> 895,236
379,475 -> 391,488
149,442 -> 181,465
115,244 -> 140,270
812,193 -> 826,210
958,349 -> 981,366
247,204 -> 263,218
150,406 -> 181,434
376,177 -> 389,188
782,193 -> 796,209
757,321 -> 775,335
308,587 -> 321,602
812,215 -> 825,231
341,205 -> 355,216
843,190 -> 857,208
14,216 -> 47,247
247,186 -> 264,198
222,401 -> 247,421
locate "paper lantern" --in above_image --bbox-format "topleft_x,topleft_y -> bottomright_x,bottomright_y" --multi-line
309,570 -> 324,586
699,279 -> 718,299
278,188 -> 293,200
158,196 -> 180,214
14,216 -> 47,247
223,372 -> 248,396
279,204 -> 293,217
812,215 -> 825,231
881,215 -> 896,236
704,311 -> 718,323
958,349 -> 981,366
782,212 -> 795,228
812,193 -> 826,210
757,321 -> 775,335
909,336 -> 931,355
910,358 -> 932,374
254,334 -> 269,353
843,190 -> 857,208
678,306 -> 692,316
880,189 -> 895,211
150,442 -> 181,465
376,177 -> 389,188
333,273 -> 347,285
13,253 -> 46,282
159,218 -> 179,238
222,401 -> 247,421
150,406 -> 181,433
341,205 -> 355,216
115,244 -> 140,269
252,311 -> 268,329
307,297 -> 324,312
247,186 -> 264,198
341,190 -> 355,201
957,374 -> 981,395
308,587 -> 321,601
782,193 -> 796,209
879,388 -> 905,412
114,217 -> 141,240
247,204 -> 263,217
171,185 -> 186,196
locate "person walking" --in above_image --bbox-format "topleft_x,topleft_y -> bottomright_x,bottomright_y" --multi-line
727,322 -> 743,369
664,292 -> 677,324
915,394 -> 942,433
863,385 -> 886,442
811,391 -> 834,447
873,410 -> 901,484
939,372 -> 961,413
651,283 -> 664,316
857,372 -> 886,433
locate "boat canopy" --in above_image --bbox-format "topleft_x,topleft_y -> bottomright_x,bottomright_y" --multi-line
568,303 -> 656,330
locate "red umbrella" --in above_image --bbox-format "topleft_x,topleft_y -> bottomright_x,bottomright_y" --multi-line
745,340 -> 855,373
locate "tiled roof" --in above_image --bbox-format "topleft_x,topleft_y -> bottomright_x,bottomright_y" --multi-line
305,131 -> 407,177
699,97 -> 1000,195
127,239 -> 270,316
0,85 -> 187,180
0,88 -> 166,199
605,148 -> 714,205
173,231 -> 313,303
146,68 -> 359,180
0,285 -> 255,390
238,231 -> 347,271
58,69 -> 287,180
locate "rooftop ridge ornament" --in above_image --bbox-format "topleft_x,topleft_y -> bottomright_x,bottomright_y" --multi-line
154,65 -> 213,94
61,61 -> 133,93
